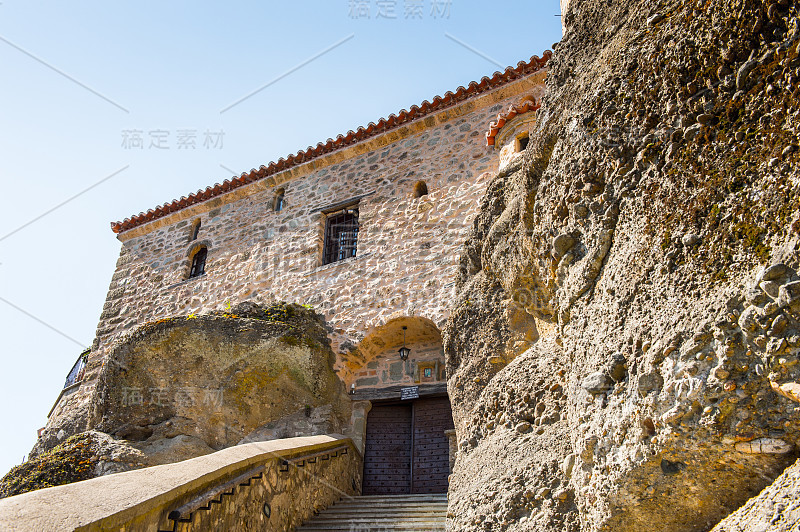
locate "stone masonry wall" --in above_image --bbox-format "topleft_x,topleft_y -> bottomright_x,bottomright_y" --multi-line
169,444 -> 360,532
46,70 -> 546,436
352,336 -> 445,390
98,77 -> 545,371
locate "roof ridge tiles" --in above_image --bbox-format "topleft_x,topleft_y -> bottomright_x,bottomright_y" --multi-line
485,99 -> 541,146
111,50 -> 551,234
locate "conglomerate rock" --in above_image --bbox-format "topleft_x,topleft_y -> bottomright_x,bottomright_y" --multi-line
444,0 -> 800,530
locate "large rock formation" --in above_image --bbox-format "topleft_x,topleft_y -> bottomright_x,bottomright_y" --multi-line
28,303 -> 351,477
444,0 -> 800,530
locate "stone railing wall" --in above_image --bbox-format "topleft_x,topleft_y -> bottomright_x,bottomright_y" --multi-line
0,435 -> 361,532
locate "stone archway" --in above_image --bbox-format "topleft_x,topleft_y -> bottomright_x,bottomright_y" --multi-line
344,316 -> 455,495
347,316 -> 446,394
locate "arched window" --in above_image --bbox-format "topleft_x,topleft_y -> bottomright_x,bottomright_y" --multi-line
413,181 -> 429,198
274,188 -> 285,212
189,247 -> 207,278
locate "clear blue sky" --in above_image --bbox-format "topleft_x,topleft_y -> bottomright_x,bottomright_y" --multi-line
0,0 -> 561,474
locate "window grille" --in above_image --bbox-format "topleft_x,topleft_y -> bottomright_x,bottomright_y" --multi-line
190,247 -> 207,278
323,207 -> 359,265
64,350 -> 89,389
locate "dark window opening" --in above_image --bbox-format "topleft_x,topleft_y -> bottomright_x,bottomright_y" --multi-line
414,181 -> 429,198
189,247 -> 207,278
516,134 -> 530,152
190,219 -> 201,241
323,207 -> 359,265
274,189 -> 285,212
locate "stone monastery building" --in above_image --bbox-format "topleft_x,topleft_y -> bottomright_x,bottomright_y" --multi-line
45,52 -> 550,495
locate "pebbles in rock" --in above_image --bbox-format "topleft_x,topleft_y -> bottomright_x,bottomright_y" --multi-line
515,422 -> 532,434
762,264 -> 790,282
736,58 -> 758,90
637,372 -> 663,395
778,281 -> 800,312
647,13 -> 664,27
582,372 -> 612,394
735,438 -> 793,454
682,233 -> 701,246
684,123 -> 704,140
738,306 -> 761,335
697,114 -> 713,125
553,233 -> 577,258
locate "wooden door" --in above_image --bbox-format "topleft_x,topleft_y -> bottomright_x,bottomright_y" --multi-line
411,397 -> 454,493
362,404 -> 413,494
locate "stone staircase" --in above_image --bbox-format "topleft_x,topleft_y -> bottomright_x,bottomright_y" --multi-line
297,493 -> 448,531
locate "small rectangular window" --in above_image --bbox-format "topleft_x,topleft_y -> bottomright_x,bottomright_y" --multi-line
323,206 -> 359,265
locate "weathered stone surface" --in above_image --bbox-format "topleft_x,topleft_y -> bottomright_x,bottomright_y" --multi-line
581,372 -> 612,394
711,459 -> 800,531
778,281 -> 800,312
34,303 -> 351,470
444,0 -> 800,530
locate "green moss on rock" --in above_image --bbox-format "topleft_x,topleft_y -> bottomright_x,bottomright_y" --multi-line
0,433 -> 96,499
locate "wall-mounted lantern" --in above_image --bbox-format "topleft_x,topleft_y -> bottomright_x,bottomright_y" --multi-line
350,383 -> 356,395
398,326 -> 411,361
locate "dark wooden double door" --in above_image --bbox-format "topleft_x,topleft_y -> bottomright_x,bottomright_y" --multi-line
362,396 -> 454,494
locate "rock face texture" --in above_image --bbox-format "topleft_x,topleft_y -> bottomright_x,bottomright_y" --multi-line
711,458 -> 800,532
444,0 -> 800,530
31,303 -> 351,473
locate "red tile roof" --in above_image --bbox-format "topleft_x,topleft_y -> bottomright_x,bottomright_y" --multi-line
485,99 -> 541,146
111,51 -> 552,234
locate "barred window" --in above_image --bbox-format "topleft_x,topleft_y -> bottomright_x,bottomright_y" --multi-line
64,350 -> 89,389
189,247 -> 207,278
323,206 -> 359,265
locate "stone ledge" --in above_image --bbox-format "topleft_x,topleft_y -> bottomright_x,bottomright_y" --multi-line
0,434 -> 356,532
46,381 -> 83,418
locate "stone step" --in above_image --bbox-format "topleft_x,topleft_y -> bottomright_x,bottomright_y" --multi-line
317,508 -> 447,517
307,514 -> 447,522
326,502 -> 448,510
336,495 -> 447,502
296,495 -> 448,532
297,519 -> 446,532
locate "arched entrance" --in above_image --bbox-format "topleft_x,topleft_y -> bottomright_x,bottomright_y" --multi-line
351,317 -> 455,495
